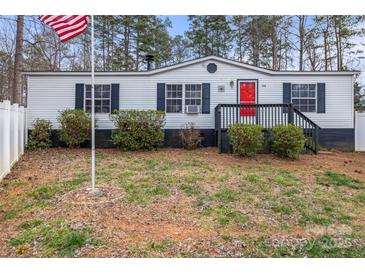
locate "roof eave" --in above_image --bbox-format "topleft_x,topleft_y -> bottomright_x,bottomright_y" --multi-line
22,55 -> 360,76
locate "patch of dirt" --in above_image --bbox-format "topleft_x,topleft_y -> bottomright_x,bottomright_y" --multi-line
59,186 -> 124,206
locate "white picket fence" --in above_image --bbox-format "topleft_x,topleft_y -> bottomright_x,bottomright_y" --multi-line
0,100 -> 27,181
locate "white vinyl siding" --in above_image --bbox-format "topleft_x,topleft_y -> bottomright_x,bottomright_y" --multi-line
27,59 -> 355,130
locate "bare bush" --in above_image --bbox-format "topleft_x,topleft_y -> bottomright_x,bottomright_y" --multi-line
179,123 -> 202,150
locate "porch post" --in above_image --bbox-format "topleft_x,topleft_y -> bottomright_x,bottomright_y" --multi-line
217,105 -> 222,153
315,125 -> 320,154
288,103 -> 294,124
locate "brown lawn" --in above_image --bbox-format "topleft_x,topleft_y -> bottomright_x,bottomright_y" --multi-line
0,148 -> 364,257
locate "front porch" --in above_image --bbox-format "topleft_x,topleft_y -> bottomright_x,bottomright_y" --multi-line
214,103 -> 320,154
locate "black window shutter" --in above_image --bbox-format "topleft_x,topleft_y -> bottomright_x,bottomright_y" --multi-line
111,83 -> 120,113
157,83 -> 166,111
317,83 -> 326,113
283,82 -> 291,113
75,83 -> 84,109
202,83 -> 210,114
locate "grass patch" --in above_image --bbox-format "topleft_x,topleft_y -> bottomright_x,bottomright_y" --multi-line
1,209 -> 20,221
29,184 -> 63,201
180,159 -> 205,168
29,176 -> 87,202
96,151 -> 108,160
181,173 -> 204,184
108,163 -> 118,169
317,172 -> 364,189
213,188 -> 239,203
118,170 -> 135,181
356,193 -> 365,204
9,220 -> 96,257
300,213 -> 333,226
16,219 -> 44,230
0,179 -> 27,188
302,235 -> 365,258
121,182 -> 170,206
1,177 -> 87,223
217,174 -> 229,182
143,158 -> 160,170
273,170 -> 300,186
221,235 -> 233,241
203,205 -> 248,227
283,188 -> 300,197
179,184 -> 201,196
272,203 -> 293,214
248,235 -> 365,258
246,174 -> 260,183
148,240 -> 174,253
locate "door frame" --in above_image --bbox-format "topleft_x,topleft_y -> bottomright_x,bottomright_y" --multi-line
236,79 -> 259,104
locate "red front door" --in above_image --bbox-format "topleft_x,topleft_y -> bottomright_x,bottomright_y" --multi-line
239,81 -> 256,116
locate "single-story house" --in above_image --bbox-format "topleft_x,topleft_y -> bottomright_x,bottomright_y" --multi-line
24,55 -> 358,152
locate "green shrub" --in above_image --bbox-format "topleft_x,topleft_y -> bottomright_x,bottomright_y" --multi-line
227,124 -> 264,157
179,123 -> 202,150
58,109 -> 91,148
28,119 -> 52,149
111,110 -> 165,151
270,124 -> 305,159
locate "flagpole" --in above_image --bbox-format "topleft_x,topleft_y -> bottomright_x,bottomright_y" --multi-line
91,15 -> 96,192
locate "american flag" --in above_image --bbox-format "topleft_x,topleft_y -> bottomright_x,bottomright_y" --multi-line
39,15 -> 90,42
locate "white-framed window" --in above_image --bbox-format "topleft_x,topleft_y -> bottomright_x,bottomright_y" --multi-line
85,84 -> 111,113
291,84 -> 316,112
185,84 -> 202,111
166,84 -> 183,113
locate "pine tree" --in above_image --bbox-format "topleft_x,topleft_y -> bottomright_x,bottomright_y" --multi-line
186,16 -> 231,58
231,16 -> 247,62
171,35 -> 191,64
330,16 -> 364,71
315,16 -> 335,71
237,16 -> 269,67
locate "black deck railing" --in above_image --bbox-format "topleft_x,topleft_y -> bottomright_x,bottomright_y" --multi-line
214,103 -> 320,154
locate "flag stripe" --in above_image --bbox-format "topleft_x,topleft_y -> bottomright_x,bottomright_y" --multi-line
60,24 -> 88,42
45,16 -> 68,26
39,15 -> 90,42
54,17 -> 88,34
52,16 -> 82,29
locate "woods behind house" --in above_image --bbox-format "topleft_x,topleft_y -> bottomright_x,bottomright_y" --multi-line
0,15 -> 364,105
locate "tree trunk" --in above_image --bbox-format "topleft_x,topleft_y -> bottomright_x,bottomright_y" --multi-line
333,17 -> 341,71
238,32 -> 242,62
298,16 -> 306,71
204,18 -> 209,56
323,16 -> 329,71
271,27 -> 278,70
124,25 -> 130,69
12,15 -> 24,104
102,19 -> 106,71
